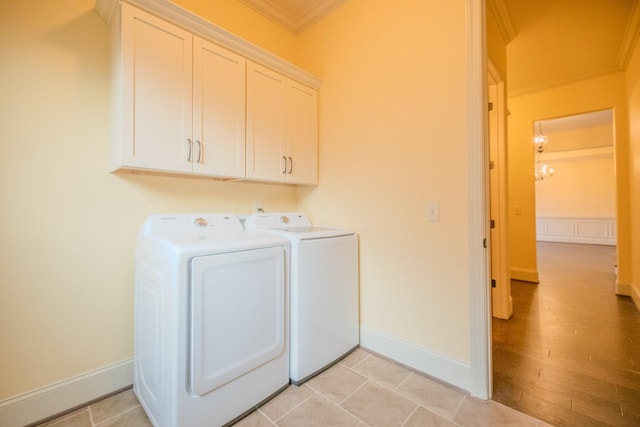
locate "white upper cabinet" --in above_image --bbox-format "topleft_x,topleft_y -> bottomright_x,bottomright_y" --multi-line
193,38 -> 246,178
287,81 -> 319,185
115,4 -> 193,174
247,62 -> 318,184
98,0 -> 319,184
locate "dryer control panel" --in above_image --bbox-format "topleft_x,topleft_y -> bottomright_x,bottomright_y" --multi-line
141,214 -> 244,235
245,213 -> 312,230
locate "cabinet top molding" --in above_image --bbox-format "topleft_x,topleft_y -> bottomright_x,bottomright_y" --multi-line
95,0 -> 322,89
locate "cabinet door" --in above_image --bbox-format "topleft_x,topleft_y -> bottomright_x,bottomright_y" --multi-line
118,4 -> 193,173
246,62 -> 287,182
287,82 -> 318,184
193,38 -> 246,178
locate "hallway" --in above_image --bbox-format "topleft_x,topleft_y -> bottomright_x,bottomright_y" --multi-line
492,242 -> 640,426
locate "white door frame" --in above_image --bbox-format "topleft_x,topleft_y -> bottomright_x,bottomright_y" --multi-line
467,0 -> 492,399
488,63 -> 512,320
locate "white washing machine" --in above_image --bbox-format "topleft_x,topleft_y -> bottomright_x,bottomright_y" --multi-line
134,213 -> 290,427
244,212 -> 359,385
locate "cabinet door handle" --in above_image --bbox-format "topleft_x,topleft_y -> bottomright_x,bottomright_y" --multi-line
282,156 -> 287,174
196,140 -> 202,163
288,156 -> 293,174
186,138 -> 193,162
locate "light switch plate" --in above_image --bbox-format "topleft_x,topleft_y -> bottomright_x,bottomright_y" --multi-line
426,201 -> 440,221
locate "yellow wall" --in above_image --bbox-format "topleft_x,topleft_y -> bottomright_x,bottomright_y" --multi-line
536,125 -> 615,218
535,150 -> 616,218
0,0 -> 298,400
296,0 -> 471,360
507,72 -> 631,284
626,32 -> 640,304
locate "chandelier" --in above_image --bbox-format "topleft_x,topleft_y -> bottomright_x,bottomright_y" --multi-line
534,122 -> 554,181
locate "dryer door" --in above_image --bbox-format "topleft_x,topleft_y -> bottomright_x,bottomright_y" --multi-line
190,246 -> 286,396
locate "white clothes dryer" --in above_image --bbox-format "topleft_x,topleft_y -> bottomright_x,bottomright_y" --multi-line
134,213 -> 290,427
244,212 -> 359,385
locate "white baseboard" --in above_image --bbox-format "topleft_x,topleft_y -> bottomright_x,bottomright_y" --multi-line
0,359 -> 133,427
631,283 -> 640,312
360,327 -> 471,393
509,267 -> 539,283
616,279 -> 631,296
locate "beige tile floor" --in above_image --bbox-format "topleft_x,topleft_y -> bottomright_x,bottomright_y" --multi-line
38,348 -> 549,427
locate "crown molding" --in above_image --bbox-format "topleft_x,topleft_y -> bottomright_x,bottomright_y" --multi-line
94,0 -> 321,88
507,66 -> 623,98
239,0 -> 347,35
617,0 -> 640,69
487,0 -> 516,44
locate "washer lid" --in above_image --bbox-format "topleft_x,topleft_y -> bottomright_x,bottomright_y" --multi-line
245,213 -> 354,239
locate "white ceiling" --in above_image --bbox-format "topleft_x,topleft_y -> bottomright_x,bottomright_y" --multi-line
539,110 -> 613,134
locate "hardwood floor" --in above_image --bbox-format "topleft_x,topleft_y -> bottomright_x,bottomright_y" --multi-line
492,242 -> 640,426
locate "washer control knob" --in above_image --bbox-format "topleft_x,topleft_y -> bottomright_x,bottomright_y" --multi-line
280,215 -> 289,224
194,217 -> 208,228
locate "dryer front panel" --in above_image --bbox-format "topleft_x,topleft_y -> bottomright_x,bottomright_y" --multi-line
189,246 -> 286,396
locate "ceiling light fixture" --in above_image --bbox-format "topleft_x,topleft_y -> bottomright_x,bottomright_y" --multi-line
534,122 -> 554,181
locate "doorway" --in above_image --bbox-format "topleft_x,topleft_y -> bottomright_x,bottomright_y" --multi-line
533,110 -> 617,251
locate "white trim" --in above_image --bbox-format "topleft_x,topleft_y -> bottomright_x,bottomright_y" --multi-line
238,0 -> 349,35
616,280 -> 632,296
486,0 -> 516,43
630,283 -> 640,311
467,0 -> 491,400
536,217 -> 616,246
95,0 -> 322,89
616,0 -> 640,69
360,328 -> 471,392
510,267 -> 539,283
0,359 -> 133,427
543,146 -> 614,161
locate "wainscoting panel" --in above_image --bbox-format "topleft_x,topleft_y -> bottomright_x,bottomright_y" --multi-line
536,217 -> 616,245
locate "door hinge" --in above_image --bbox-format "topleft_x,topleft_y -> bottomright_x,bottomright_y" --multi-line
488,102 -> 494,111
483,238 -> 487,248
490,219 -> 495,229
491,279 -> 496,288
489,160 -> 495,170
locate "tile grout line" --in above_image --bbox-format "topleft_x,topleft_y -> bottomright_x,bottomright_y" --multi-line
398,404 -> 419,427
268,387 -> 317,424
347,352 -> 470,425
88,405 -> 96,427
91,404 -> 142,426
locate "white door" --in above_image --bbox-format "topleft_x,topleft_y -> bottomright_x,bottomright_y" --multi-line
120,4 -> 193,173
189,247 -> 286,396
193,37 -> 246,178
